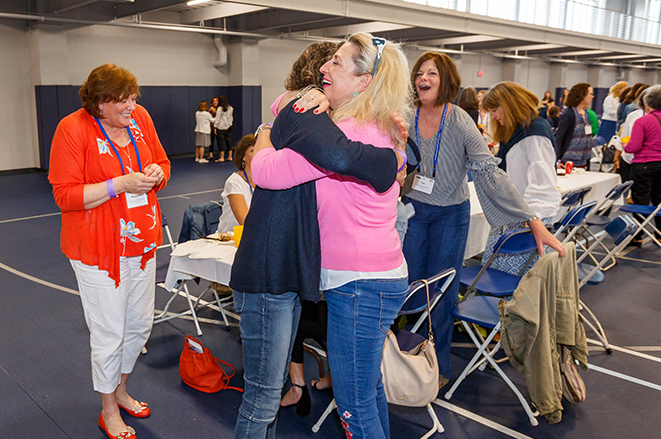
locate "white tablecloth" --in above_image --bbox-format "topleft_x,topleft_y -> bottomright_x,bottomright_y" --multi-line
464,171 -> 622,259
164,239 -> 236,290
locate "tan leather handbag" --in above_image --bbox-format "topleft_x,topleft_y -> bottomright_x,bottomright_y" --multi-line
380,279 -> 440,407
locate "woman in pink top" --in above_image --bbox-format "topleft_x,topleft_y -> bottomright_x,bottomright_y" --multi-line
253,33 -> 410,439
624,84 -> 661,241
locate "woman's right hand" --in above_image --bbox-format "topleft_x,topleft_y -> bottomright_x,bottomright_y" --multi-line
117,172 -> 158,195
293,89 -> 329,114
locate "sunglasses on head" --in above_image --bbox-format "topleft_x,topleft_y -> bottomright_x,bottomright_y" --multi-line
371,38 -> 386,77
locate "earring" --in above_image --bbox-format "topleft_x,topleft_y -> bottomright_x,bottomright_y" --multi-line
352,91 -> 358,97
241,160 -> 245,169
99,108 -> 103,116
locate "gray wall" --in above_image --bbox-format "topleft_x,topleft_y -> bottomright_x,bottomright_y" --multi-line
0,18 -> 657,172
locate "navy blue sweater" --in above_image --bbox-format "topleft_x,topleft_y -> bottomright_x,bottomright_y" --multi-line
229,102 -> 398,301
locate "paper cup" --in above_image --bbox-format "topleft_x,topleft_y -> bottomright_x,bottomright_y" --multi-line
233,225 -> 243,248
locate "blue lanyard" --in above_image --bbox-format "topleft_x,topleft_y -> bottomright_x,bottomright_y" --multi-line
242,169 -> 253,194
95,118 -> 143,175
415,104 -> 448,178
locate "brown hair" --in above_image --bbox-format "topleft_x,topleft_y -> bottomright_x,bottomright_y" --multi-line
457,86 -> 479,112
234,134 -> 256,170
285,41 -> 341,91
564,83 -> 591,108
197,101 -> 208,112
218,95 -> 230,112
623,83 -> 647,105
482,82 -> 539,143
79,63 -> 140,119
548,105 -> 560,117
411,52 -> 461,107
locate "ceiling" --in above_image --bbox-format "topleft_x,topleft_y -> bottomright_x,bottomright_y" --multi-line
3,0 -> 661,69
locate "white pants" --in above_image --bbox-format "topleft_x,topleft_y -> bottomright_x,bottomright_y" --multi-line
70,256 -> 156,394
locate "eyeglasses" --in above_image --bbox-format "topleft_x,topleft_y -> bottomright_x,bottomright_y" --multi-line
371,38 -> 386,77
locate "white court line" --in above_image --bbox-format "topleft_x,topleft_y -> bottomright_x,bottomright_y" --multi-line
0,212 -> 61,224
587,338 -> 661,364
0,188 -> 224,225
589,364 -> 661,391
622,346 -> 661,352
432,399 -> 535,439
0,261 -> 79,296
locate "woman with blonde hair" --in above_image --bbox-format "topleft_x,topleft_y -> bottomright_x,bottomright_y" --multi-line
598,81 -> 628,141
251,32 -> 411,438
481,81 -> 561,273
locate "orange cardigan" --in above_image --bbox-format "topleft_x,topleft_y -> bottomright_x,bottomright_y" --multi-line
49,105 -> 171,286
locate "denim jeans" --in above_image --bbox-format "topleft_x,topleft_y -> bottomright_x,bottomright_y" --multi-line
233,291 -> 301,439
402,198 -> 470,379
326,277 -> 408,439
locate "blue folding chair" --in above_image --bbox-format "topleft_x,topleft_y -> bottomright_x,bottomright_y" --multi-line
449,228 -> 540,426
573,215 -> 638,353
311,269 -> 457,438
577,180 -> 634,271
619,201 -> 661,248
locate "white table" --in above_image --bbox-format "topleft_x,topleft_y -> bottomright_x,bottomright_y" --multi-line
160,239 -> 238,334
464,171 -> 622,259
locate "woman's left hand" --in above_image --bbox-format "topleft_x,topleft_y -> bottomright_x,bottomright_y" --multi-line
529,218 -> 566,257
293,89 -> 329,114
143,163 -> 165,186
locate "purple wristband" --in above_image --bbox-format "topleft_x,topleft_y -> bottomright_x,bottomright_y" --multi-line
394,149 -> 407,172
106,179 -> 117,198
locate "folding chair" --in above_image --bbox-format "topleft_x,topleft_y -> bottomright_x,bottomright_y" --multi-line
571,215 -> 638,353
154,201 -> 234,335
446,228 -> 540,426
619,201 -> 661,248
578,180 -> 634,271
553,201 -> 598,255
312,269 -> 457,438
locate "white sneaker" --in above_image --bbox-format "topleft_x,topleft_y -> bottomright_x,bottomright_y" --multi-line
198,158 -> 209,163
195,158 -> 200,162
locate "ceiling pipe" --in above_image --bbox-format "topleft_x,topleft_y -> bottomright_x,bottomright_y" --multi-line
213,35 -> 227,68
0,11 -> 658,69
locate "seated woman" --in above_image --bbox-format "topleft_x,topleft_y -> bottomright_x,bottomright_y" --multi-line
216,134 -> 255,233
481,82 -> 561,274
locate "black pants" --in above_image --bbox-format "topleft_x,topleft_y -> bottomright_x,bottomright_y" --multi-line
209,130 -> 217,154
291,300 -> 328,364
217,127 -> 233,155
630,161 -> 661,237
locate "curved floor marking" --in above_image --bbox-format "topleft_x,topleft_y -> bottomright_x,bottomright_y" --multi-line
0,261 -> 79,296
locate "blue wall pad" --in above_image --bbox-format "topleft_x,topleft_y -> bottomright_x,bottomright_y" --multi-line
35,85 -> 261,170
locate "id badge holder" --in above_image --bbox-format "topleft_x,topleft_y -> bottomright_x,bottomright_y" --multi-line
126,192 -> 148,209
412,174 -> 435,195
585,125 -> 592,136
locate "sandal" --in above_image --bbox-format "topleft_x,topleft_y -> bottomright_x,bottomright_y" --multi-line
311,379 -> 332,392
215,158 -> 225,162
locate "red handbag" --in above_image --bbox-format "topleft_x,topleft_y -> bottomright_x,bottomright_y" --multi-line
179,335 -> 243,393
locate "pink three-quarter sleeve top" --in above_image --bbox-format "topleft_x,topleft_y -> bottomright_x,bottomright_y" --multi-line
252,118 -> 403,273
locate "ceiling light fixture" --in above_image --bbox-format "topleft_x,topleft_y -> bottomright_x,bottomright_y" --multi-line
187,0 -> 211,5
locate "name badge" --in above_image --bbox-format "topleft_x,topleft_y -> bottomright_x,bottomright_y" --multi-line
126,192 -> 148,209
585,125 -> 592,136
412,174 -> 435,194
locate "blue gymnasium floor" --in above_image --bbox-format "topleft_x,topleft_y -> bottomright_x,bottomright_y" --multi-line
1,156 -> 660,439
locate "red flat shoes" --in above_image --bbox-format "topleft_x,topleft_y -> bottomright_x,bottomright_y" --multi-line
118,401 -> 151,418
99,412 -> 136,439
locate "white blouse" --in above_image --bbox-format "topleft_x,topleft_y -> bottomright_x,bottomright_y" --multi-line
505,135 -> 561,220
217,172 -> 253,233
602,94 -> 620,122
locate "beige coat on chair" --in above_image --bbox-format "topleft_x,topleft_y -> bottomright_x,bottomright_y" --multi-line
498,242 -> 589,424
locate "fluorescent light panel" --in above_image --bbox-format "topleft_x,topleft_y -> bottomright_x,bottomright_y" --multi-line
187,0 -> 211,6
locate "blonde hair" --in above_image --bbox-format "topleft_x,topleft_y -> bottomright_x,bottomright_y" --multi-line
481,82 -> 539,143
330,32 -> 413,147
610,81 -> 628,97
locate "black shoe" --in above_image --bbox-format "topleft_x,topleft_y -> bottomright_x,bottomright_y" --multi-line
282,383 -> 311,417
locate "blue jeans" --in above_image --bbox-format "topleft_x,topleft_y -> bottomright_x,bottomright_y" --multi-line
402,198 -> 470,379
233,291 -> 301,439
326,278 -> 408,439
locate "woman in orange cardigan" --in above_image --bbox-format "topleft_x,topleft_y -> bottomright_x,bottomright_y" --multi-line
49,64 -> 170,439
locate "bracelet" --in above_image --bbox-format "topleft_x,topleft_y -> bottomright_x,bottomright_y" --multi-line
106,178 -> 117,198
254,123 -> 272,137
394,149 -> 407,173
295,85 -> 323,99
